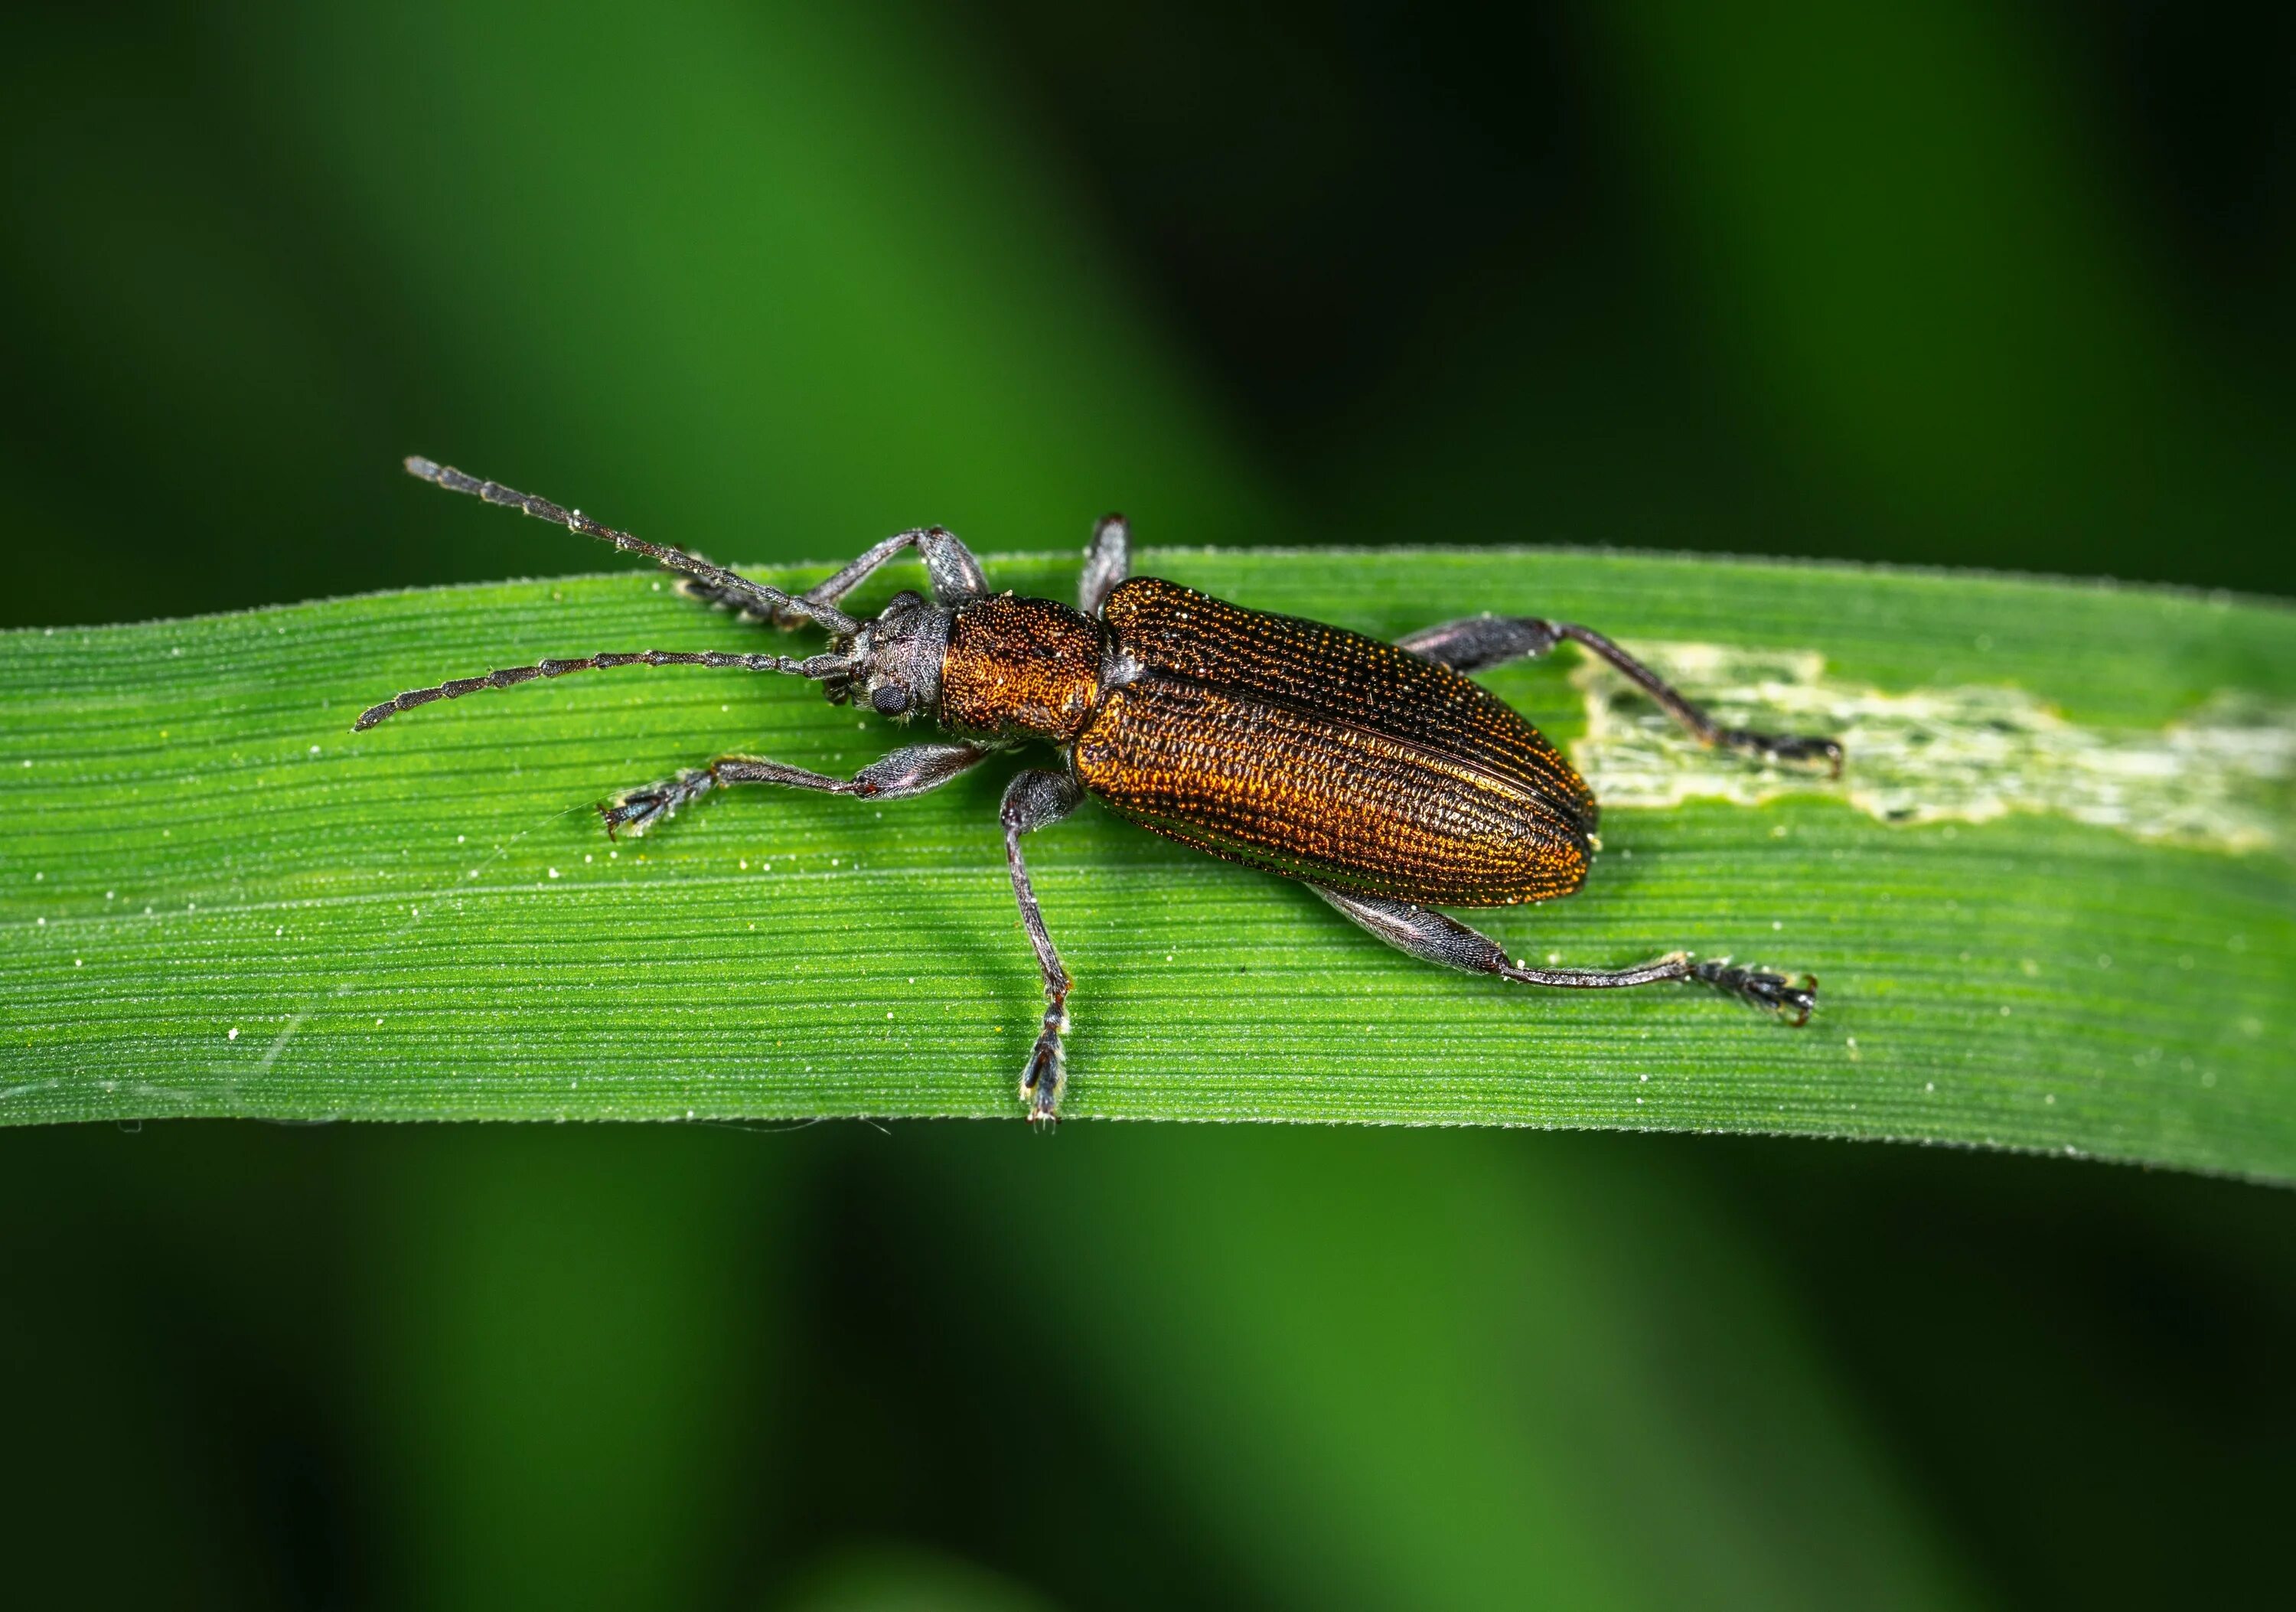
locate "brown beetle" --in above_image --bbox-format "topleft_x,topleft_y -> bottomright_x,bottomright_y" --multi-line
361,458 -> 1842,1119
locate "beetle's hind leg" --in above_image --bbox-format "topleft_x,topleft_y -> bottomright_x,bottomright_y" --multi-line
600,740 -> 993,838
1000,768 -> 1086,1122
1310,886 -> 1817,1024
1394,615 -> 1841,775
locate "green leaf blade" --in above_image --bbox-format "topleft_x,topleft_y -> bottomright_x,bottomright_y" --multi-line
5,549 -> 2292,1179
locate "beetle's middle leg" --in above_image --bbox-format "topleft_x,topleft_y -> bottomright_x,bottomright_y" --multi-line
1078,514 -> 1131,616
1310,886 -> 1818,1023
1394,615 -> 1841,774
1000,768 -> 1085,1122
600,740 -> 993,838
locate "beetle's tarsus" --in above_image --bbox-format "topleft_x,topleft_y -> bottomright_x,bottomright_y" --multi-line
1692,958 -> 1818,1025
1022,1010 -> 1068,1126
600,766 -> 716,839
1720,729 -> 1845,776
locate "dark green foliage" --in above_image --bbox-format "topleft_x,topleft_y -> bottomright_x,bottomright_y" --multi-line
6,0 -> 2296,1606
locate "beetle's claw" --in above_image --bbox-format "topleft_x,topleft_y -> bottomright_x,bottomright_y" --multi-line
1692,959 -> 1818,1026
598,767 -> 716,839
599,789 -> 672,839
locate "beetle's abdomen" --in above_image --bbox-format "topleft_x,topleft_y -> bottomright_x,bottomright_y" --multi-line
1101,576 -> 1597,834
940,593 -> 1105,743
1074,676 -> 1590,906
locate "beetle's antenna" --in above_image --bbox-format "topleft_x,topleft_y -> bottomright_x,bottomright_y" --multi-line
403,457 -> 861,636
353,648 -> 853,732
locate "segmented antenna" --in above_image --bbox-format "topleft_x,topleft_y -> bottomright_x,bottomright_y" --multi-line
403,457 -> 859,636
354,648 -> 852,731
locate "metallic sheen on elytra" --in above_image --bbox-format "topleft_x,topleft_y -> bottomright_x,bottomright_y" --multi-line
360,458 -> 1844,1121
1077,579 -> 1594,907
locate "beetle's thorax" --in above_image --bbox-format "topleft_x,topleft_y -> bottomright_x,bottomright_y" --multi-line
937,592 -> 1107,742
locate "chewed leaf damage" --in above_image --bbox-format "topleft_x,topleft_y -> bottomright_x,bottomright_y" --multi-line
1571,642 -> 2296,851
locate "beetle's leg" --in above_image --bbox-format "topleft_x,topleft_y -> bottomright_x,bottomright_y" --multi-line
728,527 -> 990,630
1394,615 -> 1842,775
1309,886 -> 1818,1024
1393,615 -> 1563,672
600,741 -> 994,839
1078,514 -> 1131,616
1000,768 -> 1086,1123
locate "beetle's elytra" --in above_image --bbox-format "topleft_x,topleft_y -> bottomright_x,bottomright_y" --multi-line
361,458 -> 1844,1121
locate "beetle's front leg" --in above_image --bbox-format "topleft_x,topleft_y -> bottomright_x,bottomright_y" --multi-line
1000,767 -> 1085,1122
679,526 -> 989,626
1395,615 -> 1842,775
601,741 -> 993,838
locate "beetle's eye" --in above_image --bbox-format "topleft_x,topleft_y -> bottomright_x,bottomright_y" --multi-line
871,683 -> 912,716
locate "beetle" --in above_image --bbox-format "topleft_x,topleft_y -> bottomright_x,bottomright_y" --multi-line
360,458 -> 1843,1120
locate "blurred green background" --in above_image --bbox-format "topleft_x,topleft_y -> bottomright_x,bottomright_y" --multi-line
4,2 -> 2294,1607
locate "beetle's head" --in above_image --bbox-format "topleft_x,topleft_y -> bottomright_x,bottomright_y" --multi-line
817,589 -> 951,723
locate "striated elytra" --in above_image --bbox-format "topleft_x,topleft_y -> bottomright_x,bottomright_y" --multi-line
360,458 -> 1844,1120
